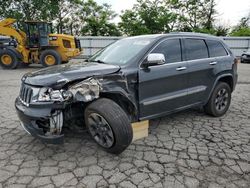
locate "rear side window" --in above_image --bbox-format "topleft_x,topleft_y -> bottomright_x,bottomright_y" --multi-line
184,39 -> 208,60
152,39 -> 182,63
206,40 -> 228,57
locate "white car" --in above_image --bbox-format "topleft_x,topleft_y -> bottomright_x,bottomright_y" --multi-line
241,49 -> 250,63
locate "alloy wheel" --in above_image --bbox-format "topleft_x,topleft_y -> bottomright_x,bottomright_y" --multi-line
88,113 -> 114,148
215,88 -> 229,112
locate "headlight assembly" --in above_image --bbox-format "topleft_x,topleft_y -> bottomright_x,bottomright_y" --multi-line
35,88 -> 72,102
33,78 -> 100,103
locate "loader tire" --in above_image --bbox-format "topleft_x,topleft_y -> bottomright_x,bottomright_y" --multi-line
40,49 -> 61,67
0,49 -> 18,69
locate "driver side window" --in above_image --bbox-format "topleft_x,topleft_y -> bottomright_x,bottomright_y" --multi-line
152,39 -> 182,63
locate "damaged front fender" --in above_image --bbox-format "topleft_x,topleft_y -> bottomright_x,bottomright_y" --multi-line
69,78 -> 101,102
68,73 -> 139,121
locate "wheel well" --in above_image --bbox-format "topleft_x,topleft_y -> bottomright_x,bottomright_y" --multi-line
99,93 -> 138,121
218,76 -> 233,92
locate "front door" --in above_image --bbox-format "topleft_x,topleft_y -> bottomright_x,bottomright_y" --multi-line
38,23 -> 49,47
139,38 -> 189,120
27,23 -> 39,47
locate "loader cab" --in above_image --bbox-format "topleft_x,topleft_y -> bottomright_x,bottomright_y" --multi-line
24,21 -> 52,48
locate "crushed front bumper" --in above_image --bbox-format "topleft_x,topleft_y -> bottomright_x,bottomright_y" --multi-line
15,97 -> 64,144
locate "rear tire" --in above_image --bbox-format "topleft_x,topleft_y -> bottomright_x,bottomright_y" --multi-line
40,49 -> 61,67
0,49 -> 18,69
204,82 -> 231,117
85,98 -> 133,154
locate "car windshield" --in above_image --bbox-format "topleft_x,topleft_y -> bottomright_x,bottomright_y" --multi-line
89,37 -> 154,65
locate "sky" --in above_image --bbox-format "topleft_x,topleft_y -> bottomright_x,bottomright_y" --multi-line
96,0 -> 250,26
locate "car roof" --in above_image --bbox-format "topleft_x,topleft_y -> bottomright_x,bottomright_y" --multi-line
127,32 -> 220,41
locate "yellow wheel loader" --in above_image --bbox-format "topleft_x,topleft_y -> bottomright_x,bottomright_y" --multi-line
0,18 -> 81,69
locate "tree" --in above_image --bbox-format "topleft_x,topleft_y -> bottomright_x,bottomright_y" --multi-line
230,27 -> 250,36
52,0 -> 82,34
119,0 -> 219,36
119,0 -> 178,36
0,0 -> 57,21
167,0 -> 217,31
214,25 -> 229,36
0,0 -> 121,36
77,0 -> 121,36
118,10 -> 150,35
230,14 -> 250,36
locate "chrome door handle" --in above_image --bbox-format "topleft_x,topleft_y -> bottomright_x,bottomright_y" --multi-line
210,61 -> 217,65
176,67 -> 187,71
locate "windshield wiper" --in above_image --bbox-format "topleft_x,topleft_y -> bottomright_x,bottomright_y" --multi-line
91,60 -> 106,64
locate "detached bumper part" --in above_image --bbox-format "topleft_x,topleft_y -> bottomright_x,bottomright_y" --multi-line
15,98 -> 64,144
20,121 -> 64,144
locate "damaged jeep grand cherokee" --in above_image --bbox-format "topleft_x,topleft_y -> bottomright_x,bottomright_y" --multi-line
15,33 -> 238,154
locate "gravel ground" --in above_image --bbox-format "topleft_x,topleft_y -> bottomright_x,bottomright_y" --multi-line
0,62 -> 249,188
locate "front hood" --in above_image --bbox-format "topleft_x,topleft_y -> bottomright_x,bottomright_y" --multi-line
23,61 -> 121,87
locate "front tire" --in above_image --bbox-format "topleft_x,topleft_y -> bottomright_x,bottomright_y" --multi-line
204,82 -> 231,117
85,98 -> 133,154
40,49 -> 61,67
0,49 -> 18,69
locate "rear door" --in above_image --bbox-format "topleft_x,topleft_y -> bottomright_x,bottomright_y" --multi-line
139,38 -> 190,119
182,38 -> 216,104
206,39 -> 231,73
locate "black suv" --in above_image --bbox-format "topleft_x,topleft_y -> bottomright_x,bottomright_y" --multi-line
15,33 -> 238,154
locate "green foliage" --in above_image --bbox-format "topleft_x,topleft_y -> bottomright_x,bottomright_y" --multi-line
193,25 -> 229,36
0,0 -> 120,36
119,0 -> 219,36
230,15 -> 250,36
78,0 -> 121,36
230,27 -> 250,36
166,0 -> 217,31
0,0 -> 248,37
0,0 -> 58,21
119,0 -> 178,36
52,0 -> 83,34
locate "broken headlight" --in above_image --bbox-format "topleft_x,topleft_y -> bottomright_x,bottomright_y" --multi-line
69,78 -> 100,102
36,88 -> 73,102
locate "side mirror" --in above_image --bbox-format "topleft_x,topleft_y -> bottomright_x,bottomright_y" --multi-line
146,53 -> 165,67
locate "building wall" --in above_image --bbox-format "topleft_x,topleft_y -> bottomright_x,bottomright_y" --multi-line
222,37 -> 250,56
78,36 -> 250,58
78,36 -> 122,58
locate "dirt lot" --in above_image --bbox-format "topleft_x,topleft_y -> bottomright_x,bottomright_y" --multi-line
0,62 -> 249,188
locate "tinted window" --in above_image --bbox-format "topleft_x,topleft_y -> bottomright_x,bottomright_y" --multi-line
206,40 -> 228,57
184,39 -> 208,60
152,39 -> 182,63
